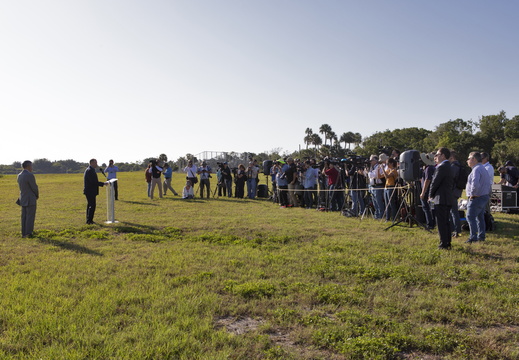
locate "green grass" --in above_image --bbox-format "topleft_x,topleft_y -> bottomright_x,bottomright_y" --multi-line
1,172 -> 519,359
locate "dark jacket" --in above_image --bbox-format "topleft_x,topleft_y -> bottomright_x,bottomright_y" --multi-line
17,169 -> 39,206
84,166 -> 105,196
429,161 -> 454,206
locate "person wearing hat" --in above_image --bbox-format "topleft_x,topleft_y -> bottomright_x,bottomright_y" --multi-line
429,147 -> 455,249
420,152 -> 436,230
197,161 -> 212,199
367,154 -> 385,219
497,160 -> 518,188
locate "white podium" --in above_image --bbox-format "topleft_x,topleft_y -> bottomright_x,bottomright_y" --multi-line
105,178 -> 119,224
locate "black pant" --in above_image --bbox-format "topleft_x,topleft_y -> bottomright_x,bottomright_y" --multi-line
278,185 -> 289,206
112,180 -> 118,200
200,178 -> 210,198
85,193 -> 97,223
435,204 -> 452,248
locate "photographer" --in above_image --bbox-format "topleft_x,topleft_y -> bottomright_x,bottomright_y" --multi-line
235,164 -> 246,198
367,155 -> 386,219
285,158 -> 299,207
322,160 -> 342,211
276,159 -> 289,207
383,157 -> 399,221
216,164 -> 226,197
270,161 -> 280,203
247,159 -> 260,199
184,160 -> 198,191
221,162 -> 233,197
303,160 -> 318,209
346,163 -> 366,216
149,159 -> 163,200
197,161 -> 212,199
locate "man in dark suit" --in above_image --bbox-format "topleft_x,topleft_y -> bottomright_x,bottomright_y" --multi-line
429,147 -> 454,249
17,160 -> 39,238
84,159 -> 108,224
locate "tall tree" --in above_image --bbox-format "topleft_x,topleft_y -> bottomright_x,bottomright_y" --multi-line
424,119 -> 476,160
353,133 -> 362,147
311,133 -> 322,155
340,131 -> 355,149
319,124 -> 332,146
478,110 -> 507,147
504,115 -> 519,140
158,154 -> 168,163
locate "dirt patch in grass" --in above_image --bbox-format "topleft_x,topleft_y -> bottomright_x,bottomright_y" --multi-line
215,316 -> 264,335
215,316 -> 345,359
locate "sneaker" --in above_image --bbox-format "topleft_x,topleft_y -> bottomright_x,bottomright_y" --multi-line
280,205 -> 287,208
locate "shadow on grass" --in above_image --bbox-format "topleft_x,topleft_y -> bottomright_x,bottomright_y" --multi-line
115,221 -> 160,233
118,200 -> 159,206
36,237 -> 103,256
456,246 -> 506,261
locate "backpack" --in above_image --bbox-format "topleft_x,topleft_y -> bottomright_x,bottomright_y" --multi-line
454,163 -> 470,190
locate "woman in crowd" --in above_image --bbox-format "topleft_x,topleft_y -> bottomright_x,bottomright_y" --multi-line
235,164 -> 247,198
145,162 -> 152,197
383,157 -> 399,221
182,180 -> 194,199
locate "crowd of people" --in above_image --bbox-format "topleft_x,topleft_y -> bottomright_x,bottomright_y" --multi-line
15,152 -> 519,250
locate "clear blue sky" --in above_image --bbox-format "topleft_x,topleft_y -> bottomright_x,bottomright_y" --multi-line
1,0 -> 518,165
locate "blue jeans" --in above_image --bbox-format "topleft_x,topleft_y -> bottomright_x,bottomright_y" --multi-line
467,194 -> 489,241
247,178 -> 257,199
384,187 -> 397,221
350,190 -> 365,216
225,179 -> 233,197
370,186 -> 384,219
421,198 -> 435,229
304,187 -> 315,208
450,197 -> 461,234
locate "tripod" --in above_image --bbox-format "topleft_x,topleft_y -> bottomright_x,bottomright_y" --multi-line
361,190 -> 375,219
385,182 -> 430,231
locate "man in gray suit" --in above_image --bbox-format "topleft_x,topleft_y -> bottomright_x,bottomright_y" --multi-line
17,160 -> 39,238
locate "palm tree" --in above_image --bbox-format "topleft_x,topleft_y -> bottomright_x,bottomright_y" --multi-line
305,127 -> 313,136
353,132 -> 363,147
311,133 -> 322,154
319,124 -> 332,146
340,132 -> 355,149
304,134 -> 313,150
328,131 -> 337,147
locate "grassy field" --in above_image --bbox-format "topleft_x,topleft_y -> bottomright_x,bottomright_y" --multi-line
1,171 -> 519,359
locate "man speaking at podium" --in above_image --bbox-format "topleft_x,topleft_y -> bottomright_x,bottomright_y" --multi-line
84,159 -> 108,224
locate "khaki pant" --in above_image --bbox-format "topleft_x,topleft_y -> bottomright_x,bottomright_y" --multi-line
150,177 -> 163,199
163,178 -> 178,195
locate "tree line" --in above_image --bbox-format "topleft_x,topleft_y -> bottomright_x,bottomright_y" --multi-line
301,110 -> 519,168
1,110 -> 517,175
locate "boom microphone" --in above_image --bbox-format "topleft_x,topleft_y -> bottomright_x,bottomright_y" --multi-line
99,167 -> 107,178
